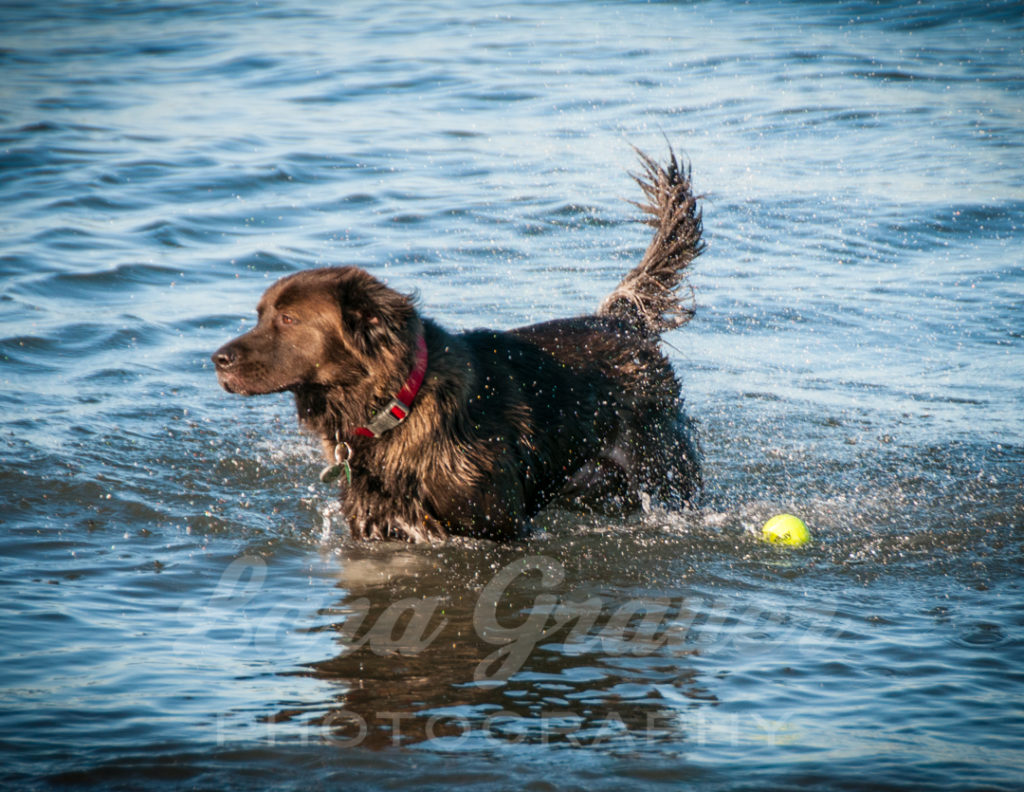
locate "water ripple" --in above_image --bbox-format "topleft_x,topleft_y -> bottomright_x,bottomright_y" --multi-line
0,0 -> 1022,789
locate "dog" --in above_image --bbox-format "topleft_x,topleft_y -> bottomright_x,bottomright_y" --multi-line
213,148 -> 703,542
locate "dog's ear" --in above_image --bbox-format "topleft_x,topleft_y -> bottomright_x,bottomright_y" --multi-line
335,269 -> 414,354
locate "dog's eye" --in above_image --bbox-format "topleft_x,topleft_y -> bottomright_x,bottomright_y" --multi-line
278,313 -> 297,326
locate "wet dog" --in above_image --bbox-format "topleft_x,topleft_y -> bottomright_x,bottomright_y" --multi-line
213,149 -> 703,541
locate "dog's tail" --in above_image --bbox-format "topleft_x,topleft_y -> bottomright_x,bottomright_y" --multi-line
598,147 -> 704,335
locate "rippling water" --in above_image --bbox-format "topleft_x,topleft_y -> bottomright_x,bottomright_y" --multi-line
2,1 -> 1022,789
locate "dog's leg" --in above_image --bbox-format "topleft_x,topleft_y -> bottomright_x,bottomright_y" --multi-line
341,484 -> 442,542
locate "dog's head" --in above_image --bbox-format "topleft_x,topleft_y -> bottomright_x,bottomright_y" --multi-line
212,267 -> 415,397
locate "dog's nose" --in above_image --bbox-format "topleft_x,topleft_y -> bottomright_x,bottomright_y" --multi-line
212,345 -> 237,370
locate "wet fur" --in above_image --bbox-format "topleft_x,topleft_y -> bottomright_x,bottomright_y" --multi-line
213,148 -> 703,542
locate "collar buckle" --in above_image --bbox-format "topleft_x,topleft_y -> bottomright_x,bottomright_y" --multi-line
360,396 -> 411,438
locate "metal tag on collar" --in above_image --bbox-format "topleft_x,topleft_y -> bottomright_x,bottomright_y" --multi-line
319,441 -> 353,485
363,396 -> 410,438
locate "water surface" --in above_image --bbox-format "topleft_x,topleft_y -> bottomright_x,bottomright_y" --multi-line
1,1 -> 1022,789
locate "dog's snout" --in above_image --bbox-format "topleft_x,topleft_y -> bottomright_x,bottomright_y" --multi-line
212,345 -> 238,370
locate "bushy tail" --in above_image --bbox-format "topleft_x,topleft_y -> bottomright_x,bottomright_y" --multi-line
598,147 -> 704,334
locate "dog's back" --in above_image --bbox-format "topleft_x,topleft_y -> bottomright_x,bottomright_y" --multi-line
509,149 -> 704,513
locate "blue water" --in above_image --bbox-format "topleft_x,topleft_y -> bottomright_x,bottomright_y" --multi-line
2,1 -> 1022,789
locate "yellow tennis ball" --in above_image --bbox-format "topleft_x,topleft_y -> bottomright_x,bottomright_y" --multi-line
762,514 -> 810,546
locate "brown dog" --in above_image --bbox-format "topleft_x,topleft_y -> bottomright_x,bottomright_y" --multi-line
213,149 -> 702,542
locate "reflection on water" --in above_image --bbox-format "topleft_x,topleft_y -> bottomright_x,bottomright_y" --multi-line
299,543 -> 707,750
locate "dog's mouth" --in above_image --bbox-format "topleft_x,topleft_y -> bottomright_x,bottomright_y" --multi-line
215,367 -> 297,397
216,376 -> 246,395
215,370 -> 254,395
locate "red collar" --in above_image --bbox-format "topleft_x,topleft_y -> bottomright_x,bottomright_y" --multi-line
353,333 -> 428,438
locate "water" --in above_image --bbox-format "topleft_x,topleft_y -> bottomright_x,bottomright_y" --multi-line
1,0 -> 1022,789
